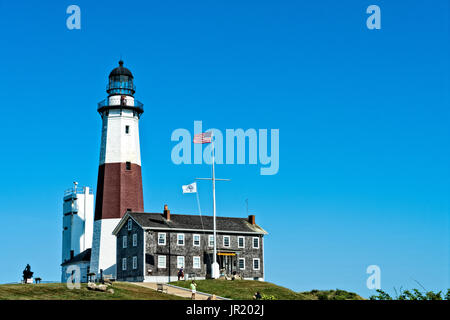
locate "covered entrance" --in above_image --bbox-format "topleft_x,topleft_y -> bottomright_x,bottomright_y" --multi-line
217,252 -> 236,276
204,250 -> 239,278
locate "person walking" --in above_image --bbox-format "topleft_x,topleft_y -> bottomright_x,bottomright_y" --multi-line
190,281 -> 197,300
178,267 -> 184,281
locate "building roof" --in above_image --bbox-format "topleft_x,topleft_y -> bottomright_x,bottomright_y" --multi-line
112,212 -> 268,235
61,249 -> 91,266
109,60 -> 133,78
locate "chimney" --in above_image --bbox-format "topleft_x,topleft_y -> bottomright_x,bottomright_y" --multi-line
163,204 -> 170,221
248,215 -> 255,225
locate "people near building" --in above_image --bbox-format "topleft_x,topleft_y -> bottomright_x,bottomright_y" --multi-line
178,267 -> 184,281
190,281 -> 197,300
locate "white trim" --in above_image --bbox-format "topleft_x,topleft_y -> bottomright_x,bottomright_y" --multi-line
158,255 -> 166,269
177,256 -> 185,269
193,256 -> 201,269
208,235 -> 214,247
112,212 -> 140,235
142,230 -> 146,276
238,236 -> 245,248
238,258 -> 245,270
144,226 -> 267,235
158,232 -> 166,245
132,256 -> 137,270
253,258 -> 260,271
252,237 -> 259,249
262,237 -> 264,277
223,235 -> 230,248
122,258 -> 127,271
122,235 -> 127,248
127,219 -> 132,231
177,233 -> 185,246
193,234 -> 201,247
132,233 -> 137,247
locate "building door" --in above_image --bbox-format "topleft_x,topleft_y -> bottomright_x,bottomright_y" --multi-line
218,255 -> 234,275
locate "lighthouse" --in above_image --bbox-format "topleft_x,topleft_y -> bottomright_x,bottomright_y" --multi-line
90,61 -> 144,279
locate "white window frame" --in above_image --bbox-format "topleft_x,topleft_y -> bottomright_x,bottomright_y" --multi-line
122,235 -> 127,248
238,236 -> 245,248
223,235 -> 230,248
193,234 -> 201,247
127,219 -> 132,230
208,235 -> 214,247
253,237 -> 260,249
239,258 -> 245,270
193,256 -> 201,269
122,258 -> 127,271
132,256 -> 137,270
132,233 -> 137,247
158,233 -> 166,245
253,258 -> 260,270
158,255 -> 166,269
177,233 -> 185,246
177,256 -> 185,269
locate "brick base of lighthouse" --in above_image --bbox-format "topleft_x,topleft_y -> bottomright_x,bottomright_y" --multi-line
95,163 -> 144,220
90,162 -> 144,279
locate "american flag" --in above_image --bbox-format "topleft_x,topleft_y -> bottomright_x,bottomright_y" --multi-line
193,131 -> 212,144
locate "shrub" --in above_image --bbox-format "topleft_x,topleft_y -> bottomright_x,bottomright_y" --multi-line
370,288 -> 449,300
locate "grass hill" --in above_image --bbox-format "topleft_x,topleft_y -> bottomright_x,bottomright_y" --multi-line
169,280 -> 364,300
0,281 -> 364,300
0,282 -> 185,300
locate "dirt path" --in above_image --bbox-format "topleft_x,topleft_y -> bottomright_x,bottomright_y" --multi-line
131,282 -> 229,300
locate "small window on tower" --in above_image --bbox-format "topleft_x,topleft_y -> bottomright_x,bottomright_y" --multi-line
125,125 -> 130,134
126,162 -> 131,170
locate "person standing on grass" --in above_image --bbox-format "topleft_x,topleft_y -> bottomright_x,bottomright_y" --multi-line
190,281 -> 197,300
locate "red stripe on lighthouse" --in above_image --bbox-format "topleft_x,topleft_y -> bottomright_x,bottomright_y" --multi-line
94,162 -> 144,221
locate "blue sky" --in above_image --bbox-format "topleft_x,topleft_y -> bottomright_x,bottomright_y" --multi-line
0,1 -> 448,298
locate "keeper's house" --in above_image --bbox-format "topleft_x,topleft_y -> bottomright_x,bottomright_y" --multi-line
112,205 -> 268,283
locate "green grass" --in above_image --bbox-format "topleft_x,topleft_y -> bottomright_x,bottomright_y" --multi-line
299,289 -> 365,300
0,281 -> 364,300
170,280 -> 364,300
0,282 -> 186,300
170,279 -> 363,300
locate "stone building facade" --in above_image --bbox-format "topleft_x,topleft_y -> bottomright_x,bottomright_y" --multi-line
113,205 -> 267,283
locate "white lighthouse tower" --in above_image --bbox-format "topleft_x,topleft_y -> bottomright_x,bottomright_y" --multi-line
90,61 -> 145,279
61,182 -> 94,282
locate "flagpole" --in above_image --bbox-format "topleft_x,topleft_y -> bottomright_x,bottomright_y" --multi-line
193,131 -> 225,279
211,134 -> 219,279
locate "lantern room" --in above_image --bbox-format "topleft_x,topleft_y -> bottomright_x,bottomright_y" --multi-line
107,60 -> 135,96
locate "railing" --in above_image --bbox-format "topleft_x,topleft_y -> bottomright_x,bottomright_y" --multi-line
64,187 -> 93,197
97,99 -> 144,112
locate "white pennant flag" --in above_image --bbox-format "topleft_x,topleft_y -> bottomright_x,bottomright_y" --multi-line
182,182 -> 197,194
